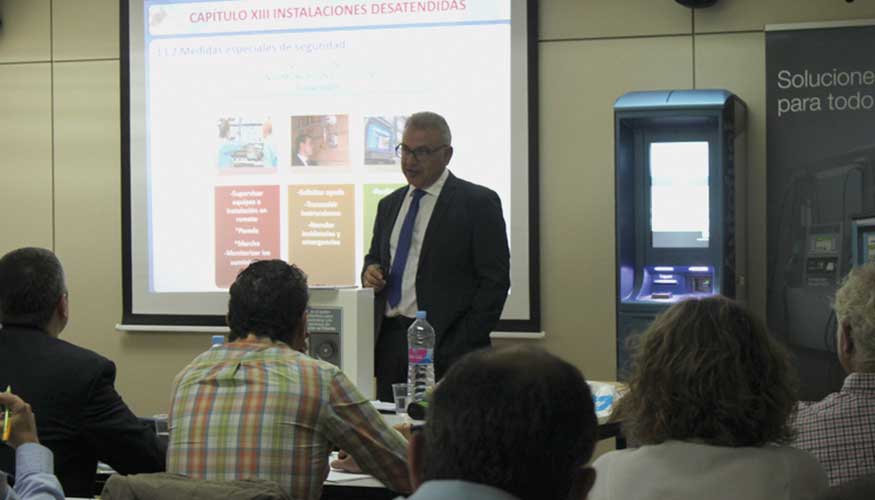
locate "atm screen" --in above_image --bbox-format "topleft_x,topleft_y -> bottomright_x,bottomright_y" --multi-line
650,141 -> 710,248
865,232 -> 875,263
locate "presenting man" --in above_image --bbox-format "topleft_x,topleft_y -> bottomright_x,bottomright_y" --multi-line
0,247 -> 165,497
793,262 -> 875,486
362,111 -> 510,401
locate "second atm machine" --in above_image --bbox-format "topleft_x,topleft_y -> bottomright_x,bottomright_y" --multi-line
615,90 -> 747,375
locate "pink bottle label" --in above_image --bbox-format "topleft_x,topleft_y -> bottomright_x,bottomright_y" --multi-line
408,348 -> 433,365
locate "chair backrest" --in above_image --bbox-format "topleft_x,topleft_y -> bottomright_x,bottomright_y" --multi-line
101,472 -> 291,500
816,473 -> 875,500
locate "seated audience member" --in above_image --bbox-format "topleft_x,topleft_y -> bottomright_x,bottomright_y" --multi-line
793,263 -> 875,486
589,296 -> 828,500
0,391 -> 64,500
401,346 -> 598,500
166,260 -> 409,499
0,248 -> 166,498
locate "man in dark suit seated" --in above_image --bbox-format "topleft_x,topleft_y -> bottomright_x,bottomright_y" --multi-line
0,247 -> 165,497
362,111 -> 511,401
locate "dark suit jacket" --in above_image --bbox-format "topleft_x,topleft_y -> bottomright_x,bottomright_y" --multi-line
291,154 -> 318,167
363,172 -> 510,378
0,324 -> 166,497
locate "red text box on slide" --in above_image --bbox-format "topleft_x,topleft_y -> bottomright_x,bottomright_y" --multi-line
215,185 -> 280,287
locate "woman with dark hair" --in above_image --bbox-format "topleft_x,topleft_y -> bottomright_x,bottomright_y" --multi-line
590,296 -> 828,500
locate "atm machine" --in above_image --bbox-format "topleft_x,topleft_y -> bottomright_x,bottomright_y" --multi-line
615,90 -> 747,376
851,215 -> 875,266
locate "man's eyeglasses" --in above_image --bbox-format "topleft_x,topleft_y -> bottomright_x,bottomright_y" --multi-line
395,143 -> 449,161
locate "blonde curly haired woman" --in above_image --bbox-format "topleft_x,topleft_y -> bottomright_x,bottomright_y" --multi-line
590,296 -> 827,500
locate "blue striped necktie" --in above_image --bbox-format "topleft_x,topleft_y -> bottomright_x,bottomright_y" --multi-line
388,188 -> 427,308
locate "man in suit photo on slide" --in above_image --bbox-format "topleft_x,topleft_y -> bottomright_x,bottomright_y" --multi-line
362,111 -> 511,402
0,247 -> 165,498
292,134 -> 318,167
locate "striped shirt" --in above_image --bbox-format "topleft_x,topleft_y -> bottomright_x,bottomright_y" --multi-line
167,340 -> 410,499
792,372 -> 875,486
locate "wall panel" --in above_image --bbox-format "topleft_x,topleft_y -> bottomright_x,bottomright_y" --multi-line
0,0 -> 51,63
0,63 -> 53,253
540,0 -> 691,40
52,0 -> 120,61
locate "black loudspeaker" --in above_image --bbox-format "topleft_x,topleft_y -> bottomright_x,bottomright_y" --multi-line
675,0 -> 719,7
309,332 -> 340,366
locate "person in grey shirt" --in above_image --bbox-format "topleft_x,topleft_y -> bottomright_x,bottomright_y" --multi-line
0,392 -> 64,500
399,346 -> 598,500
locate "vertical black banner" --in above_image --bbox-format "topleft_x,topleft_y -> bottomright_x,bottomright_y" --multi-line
766,24 -> 875,400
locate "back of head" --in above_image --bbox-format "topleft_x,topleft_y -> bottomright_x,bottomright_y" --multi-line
422,346 -> 597,500
618,296 -> 796,447
0,247 -> 66,329
226,260 -> 308,343
834,263 -> 875,372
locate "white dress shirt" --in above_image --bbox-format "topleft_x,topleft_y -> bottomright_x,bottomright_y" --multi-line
1,443 -> 64,500
386,168 -> 450,318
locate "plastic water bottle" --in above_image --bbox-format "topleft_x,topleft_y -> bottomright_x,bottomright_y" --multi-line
211,335 -> 224,348
407,311 -> 435,403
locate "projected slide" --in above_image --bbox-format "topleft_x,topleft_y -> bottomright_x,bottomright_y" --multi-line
649,141 -> 710,248
126,0 -> 534,323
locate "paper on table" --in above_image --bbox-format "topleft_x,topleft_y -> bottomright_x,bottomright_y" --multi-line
327,451 -> 372,483
327,470 -> 374,483
370,400 -> 396,413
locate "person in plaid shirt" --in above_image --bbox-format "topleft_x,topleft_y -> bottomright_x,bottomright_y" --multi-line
793,263 -> 875,486
166,260 -> 411,499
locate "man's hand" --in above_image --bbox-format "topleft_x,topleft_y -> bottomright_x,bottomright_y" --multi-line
393,422 -> 413,441
330,450 -> 362,473
0,392 -> 39,449
362,264 -> 387,293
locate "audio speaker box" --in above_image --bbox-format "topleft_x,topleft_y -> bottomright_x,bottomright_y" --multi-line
309,332 -> 341,366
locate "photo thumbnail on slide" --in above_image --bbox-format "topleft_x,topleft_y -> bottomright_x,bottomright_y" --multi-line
217,116 -> 279,171
363,115 -> 407,165
215,185 -> 280,287
290,115 -> 349,167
